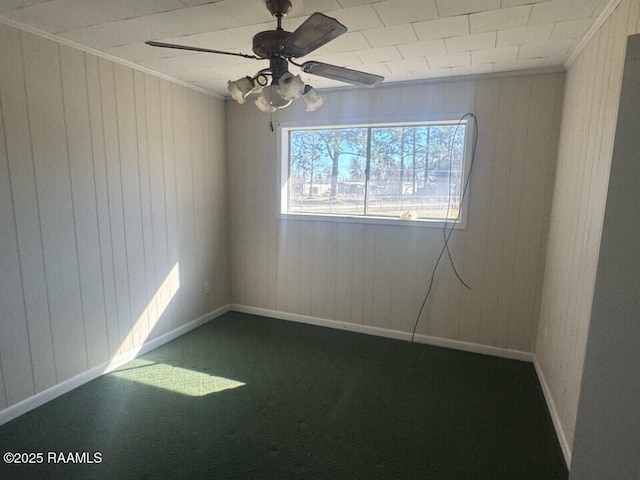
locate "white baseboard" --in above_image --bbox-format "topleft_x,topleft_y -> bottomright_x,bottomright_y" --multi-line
0,304 -> 230,426
230,304 -> 535,362
533,357 -> 572,467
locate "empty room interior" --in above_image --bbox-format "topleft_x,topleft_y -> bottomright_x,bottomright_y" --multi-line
0,0 -> 639,478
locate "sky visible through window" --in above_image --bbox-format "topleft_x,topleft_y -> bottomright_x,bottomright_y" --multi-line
286,122 -> 466,221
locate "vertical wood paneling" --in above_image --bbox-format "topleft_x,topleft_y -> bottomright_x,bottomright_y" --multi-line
478,76 -> 517,347
311,221 -> 328,318
299,223 -> 313,314
371,227 -> 393,330
535,0 -> 640,454
99,58 -> 132,354
361,225 -> 376,325
159,79 -> 180,337
0,25 -> 42,402
324,225 -> 337,321
134,70 -> 156,340
114,64 -> 148,349
228,70 -> 564,354
457,78 -> 498,345
349,223 -> 366,325
143,74 -> 171,339
389,228 -> 419,333
22,34 -> 86,381
0,24 -> 228,412
496,76 -> 531,350
86,55 -> 119,356
190,90 -> 206,314
334,223 -> 354,323
173,84 -> 196,324
59,46 -> 109,368
0,67 -> 31,408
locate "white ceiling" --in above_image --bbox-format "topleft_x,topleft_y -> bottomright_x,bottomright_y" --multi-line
0,0 -> 614,96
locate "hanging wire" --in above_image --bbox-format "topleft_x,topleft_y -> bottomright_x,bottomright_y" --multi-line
411,113 -> 479,342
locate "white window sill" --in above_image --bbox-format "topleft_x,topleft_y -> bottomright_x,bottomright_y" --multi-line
278,212 -> 467,229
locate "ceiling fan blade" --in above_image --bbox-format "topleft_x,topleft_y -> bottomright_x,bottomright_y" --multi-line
300,61 -> 384,87
145,41 -> 260,60
283,12 -> 347,57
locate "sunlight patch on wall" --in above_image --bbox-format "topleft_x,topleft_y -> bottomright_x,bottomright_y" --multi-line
109,358 -> 245,397
114,262 -> 181,364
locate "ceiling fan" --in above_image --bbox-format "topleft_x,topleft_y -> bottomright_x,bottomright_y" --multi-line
145,0 -> 384,112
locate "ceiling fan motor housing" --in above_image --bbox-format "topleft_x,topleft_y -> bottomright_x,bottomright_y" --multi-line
252,29 -> 292,59
265,0 -> 293,17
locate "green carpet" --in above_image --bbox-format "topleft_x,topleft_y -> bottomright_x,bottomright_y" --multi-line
0,312 -> 568,479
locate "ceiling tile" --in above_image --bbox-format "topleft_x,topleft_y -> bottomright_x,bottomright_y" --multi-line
384,70 -> 418,82
398,39 -> 447,58
445,31 -> 497,53
180,68 -> 227,82
287,0 -> 343,18
322,31 -> 372,53
500,0 -> 553,6
363,24 -> 418,47
103,42 -> 197,63
469,4 -> 531,33
413,15 -> 469,41
471,45 -> 519,64
160,23 -> 268,53
550,18 -> 594,41
337,0 -> 386,6
492,54 -> 566,74
357,63 -> 392,75
420,67 -> 453,79
60,3 -> 244,48
373,0 -> 438,26
354,45 -> 400,63
427,52 -> 471,69
214,0 -> 273,25
303,51 -> 362,67
179,0 -> 224,5
384,56 -> 428,73
326,4 -> 384,31
0,0 -> 48,12
435,0 -> 501,17
496,24 -> 554,46
0,0 -> 185,34
451,63 -> 494,76
524,54 -> 568,67
527,0 -> 600,25
140,51 -> 250,75
518,39 -> 574,58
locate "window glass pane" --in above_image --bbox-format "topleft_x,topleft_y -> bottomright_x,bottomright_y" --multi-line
284,121 -> 468,223
288,128 -> 368,216
368,124 -> 465,220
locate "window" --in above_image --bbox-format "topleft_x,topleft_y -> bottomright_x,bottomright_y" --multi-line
280,119 -> 472,225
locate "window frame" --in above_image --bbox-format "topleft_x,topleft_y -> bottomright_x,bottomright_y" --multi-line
278,115 -> 474,229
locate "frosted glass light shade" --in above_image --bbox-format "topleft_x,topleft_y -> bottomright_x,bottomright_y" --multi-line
278,73 -> 305,101
302,86 -> 324,112
255,85 -> 293,112
228,76 -> 256,104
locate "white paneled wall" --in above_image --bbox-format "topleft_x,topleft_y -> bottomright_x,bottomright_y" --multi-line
0,24 -> 229,412
227,71 -> 564,353
535,0 -> 640,456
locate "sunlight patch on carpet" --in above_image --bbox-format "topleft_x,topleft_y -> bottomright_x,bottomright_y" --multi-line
109,358 -> 245,396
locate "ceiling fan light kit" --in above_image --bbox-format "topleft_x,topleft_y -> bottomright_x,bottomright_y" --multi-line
145,0 -> 384,113
227,76 -> 258,104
